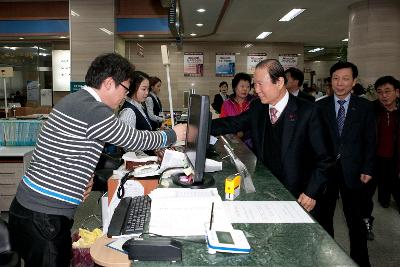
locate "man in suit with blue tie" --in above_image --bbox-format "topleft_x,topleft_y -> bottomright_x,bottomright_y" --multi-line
211,59 -> 333,214
316,61 -> 376,267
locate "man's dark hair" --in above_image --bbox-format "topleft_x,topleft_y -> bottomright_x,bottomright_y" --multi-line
128,71 -> 150,98
219,81 -> 228,88
285,67 -> 304,86
149,76 -> 162,91
374,75 -> 400,90
85,53 -> 135,89
255,59 -> 287,84
231,73 -> 251,95
330,61 -> 358,79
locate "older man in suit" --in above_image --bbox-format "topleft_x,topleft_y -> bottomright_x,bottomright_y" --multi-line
316,61 -> 376,267
211,59 -> 333,214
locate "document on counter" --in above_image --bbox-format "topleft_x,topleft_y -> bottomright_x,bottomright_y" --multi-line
149,188 -> 233,236
223,201 -> 315,224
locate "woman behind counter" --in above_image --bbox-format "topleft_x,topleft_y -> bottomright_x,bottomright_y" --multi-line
145,76 -> 164,129
119,71 -> 154,131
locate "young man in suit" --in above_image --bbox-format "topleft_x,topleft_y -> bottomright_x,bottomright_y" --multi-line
316,61 -> 376,267
285,67 -> 315,102
211,59 -> 333,214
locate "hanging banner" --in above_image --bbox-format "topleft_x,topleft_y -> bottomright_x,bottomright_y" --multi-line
247,53 -> 267,74
278,54 -> 298,70
216,53 -> 235,77
183,52 -> 203,77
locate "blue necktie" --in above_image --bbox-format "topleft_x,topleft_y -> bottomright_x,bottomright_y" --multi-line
337,100 -> 346,135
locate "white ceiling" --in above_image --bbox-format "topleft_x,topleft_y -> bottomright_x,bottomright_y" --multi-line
0,0 -> 361,60
179,0 -> 360,60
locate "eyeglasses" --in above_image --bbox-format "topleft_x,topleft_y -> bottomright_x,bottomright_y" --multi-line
119,83 -> 130,94
377,89 -> 395,95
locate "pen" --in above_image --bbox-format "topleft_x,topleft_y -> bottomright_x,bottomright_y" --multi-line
209,202 -> 214,230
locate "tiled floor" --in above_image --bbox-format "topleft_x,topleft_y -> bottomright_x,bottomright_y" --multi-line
333,195 -> 400,267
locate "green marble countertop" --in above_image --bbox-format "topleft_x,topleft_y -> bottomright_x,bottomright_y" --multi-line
135,134 -> 356,266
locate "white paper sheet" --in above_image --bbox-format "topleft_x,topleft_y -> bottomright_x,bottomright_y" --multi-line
223,201 -> 315,224
148,188 -> 233,236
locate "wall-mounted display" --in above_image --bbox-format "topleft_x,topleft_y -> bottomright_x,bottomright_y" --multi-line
247,53 -> 267,74
278,54 -> 298,70
216,53 -> 235,77
184,52 -> 203,77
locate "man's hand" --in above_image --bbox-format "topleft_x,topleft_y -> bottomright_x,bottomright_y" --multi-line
360,174 -> 372,184
83,177 -> 94,202
297,193 -> 316,212
173,123 -> 187,141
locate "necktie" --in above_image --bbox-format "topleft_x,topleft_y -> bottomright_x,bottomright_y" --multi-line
337,100 -> 346,135
269,107 -> 278,124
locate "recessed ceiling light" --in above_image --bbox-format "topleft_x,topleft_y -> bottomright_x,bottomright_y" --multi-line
99,28 -> 114,35
196,23 -> 203,27
279,8 -> 306,22
197,8 -> 206,13
256,32 -> 272,39
342,38 -> 349,41
70,10 -> 80,17
314,60 -> 321,63
190,33 -> 197,36
244,43 -> 253,48
297,53 -> 302,56
138,34 -> 144,38
308,48 -> 324,53
191,83 -> 195,87
19,37 -> 24,40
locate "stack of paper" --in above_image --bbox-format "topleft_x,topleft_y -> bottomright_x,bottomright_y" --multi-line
148,188 -> 233,236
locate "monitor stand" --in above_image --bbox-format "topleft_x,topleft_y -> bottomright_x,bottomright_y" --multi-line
172,173 -> 215,189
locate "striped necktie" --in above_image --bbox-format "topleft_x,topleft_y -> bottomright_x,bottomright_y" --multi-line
269,107 -> 278,124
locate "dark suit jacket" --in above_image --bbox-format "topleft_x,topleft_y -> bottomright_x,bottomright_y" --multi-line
316,95 -> 376,188
211,94 -> 333,199
211,93 -> 226,114
298,90 -> 315,102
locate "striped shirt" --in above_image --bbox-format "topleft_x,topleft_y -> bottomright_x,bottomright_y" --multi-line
16,87 -> 176,218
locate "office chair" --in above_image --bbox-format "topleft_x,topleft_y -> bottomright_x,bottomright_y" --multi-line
0,219 -> 19,267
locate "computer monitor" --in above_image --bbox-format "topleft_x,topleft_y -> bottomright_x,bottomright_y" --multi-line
173,94 -> 215,188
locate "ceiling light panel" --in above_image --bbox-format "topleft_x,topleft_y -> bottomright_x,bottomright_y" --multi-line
256,32 -> 272,39
279,8 -> 306,22
308,47 -> 324,53
99,28 -> 114,35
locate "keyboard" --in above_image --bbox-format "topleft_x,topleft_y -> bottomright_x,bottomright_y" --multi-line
107,195 -> 151,238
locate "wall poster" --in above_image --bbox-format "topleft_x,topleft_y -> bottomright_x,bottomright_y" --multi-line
247,53 -> 267,74
216,53 -> 235,77
278,54 -> 298,70
52,50 -> 71,91
183,52 -> 203,77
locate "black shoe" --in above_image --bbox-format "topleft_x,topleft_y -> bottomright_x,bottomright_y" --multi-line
363,217 -> 375,241
379,201 -> 389,208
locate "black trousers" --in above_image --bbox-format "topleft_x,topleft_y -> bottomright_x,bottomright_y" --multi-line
376,156 -> 400,207
8,198 -> 73,267
318,163 -> 371,267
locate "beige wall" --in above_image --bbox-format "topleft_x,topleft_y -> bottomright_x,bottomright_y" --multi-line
126,41 -> 304,111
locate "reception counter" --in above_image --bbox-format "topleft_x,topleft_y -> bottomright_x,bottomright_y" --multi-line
91,135 -> 355,266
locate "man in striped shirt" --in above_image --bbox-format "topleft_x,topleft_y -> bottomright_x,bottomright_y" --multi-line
8,53 -> 186,267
